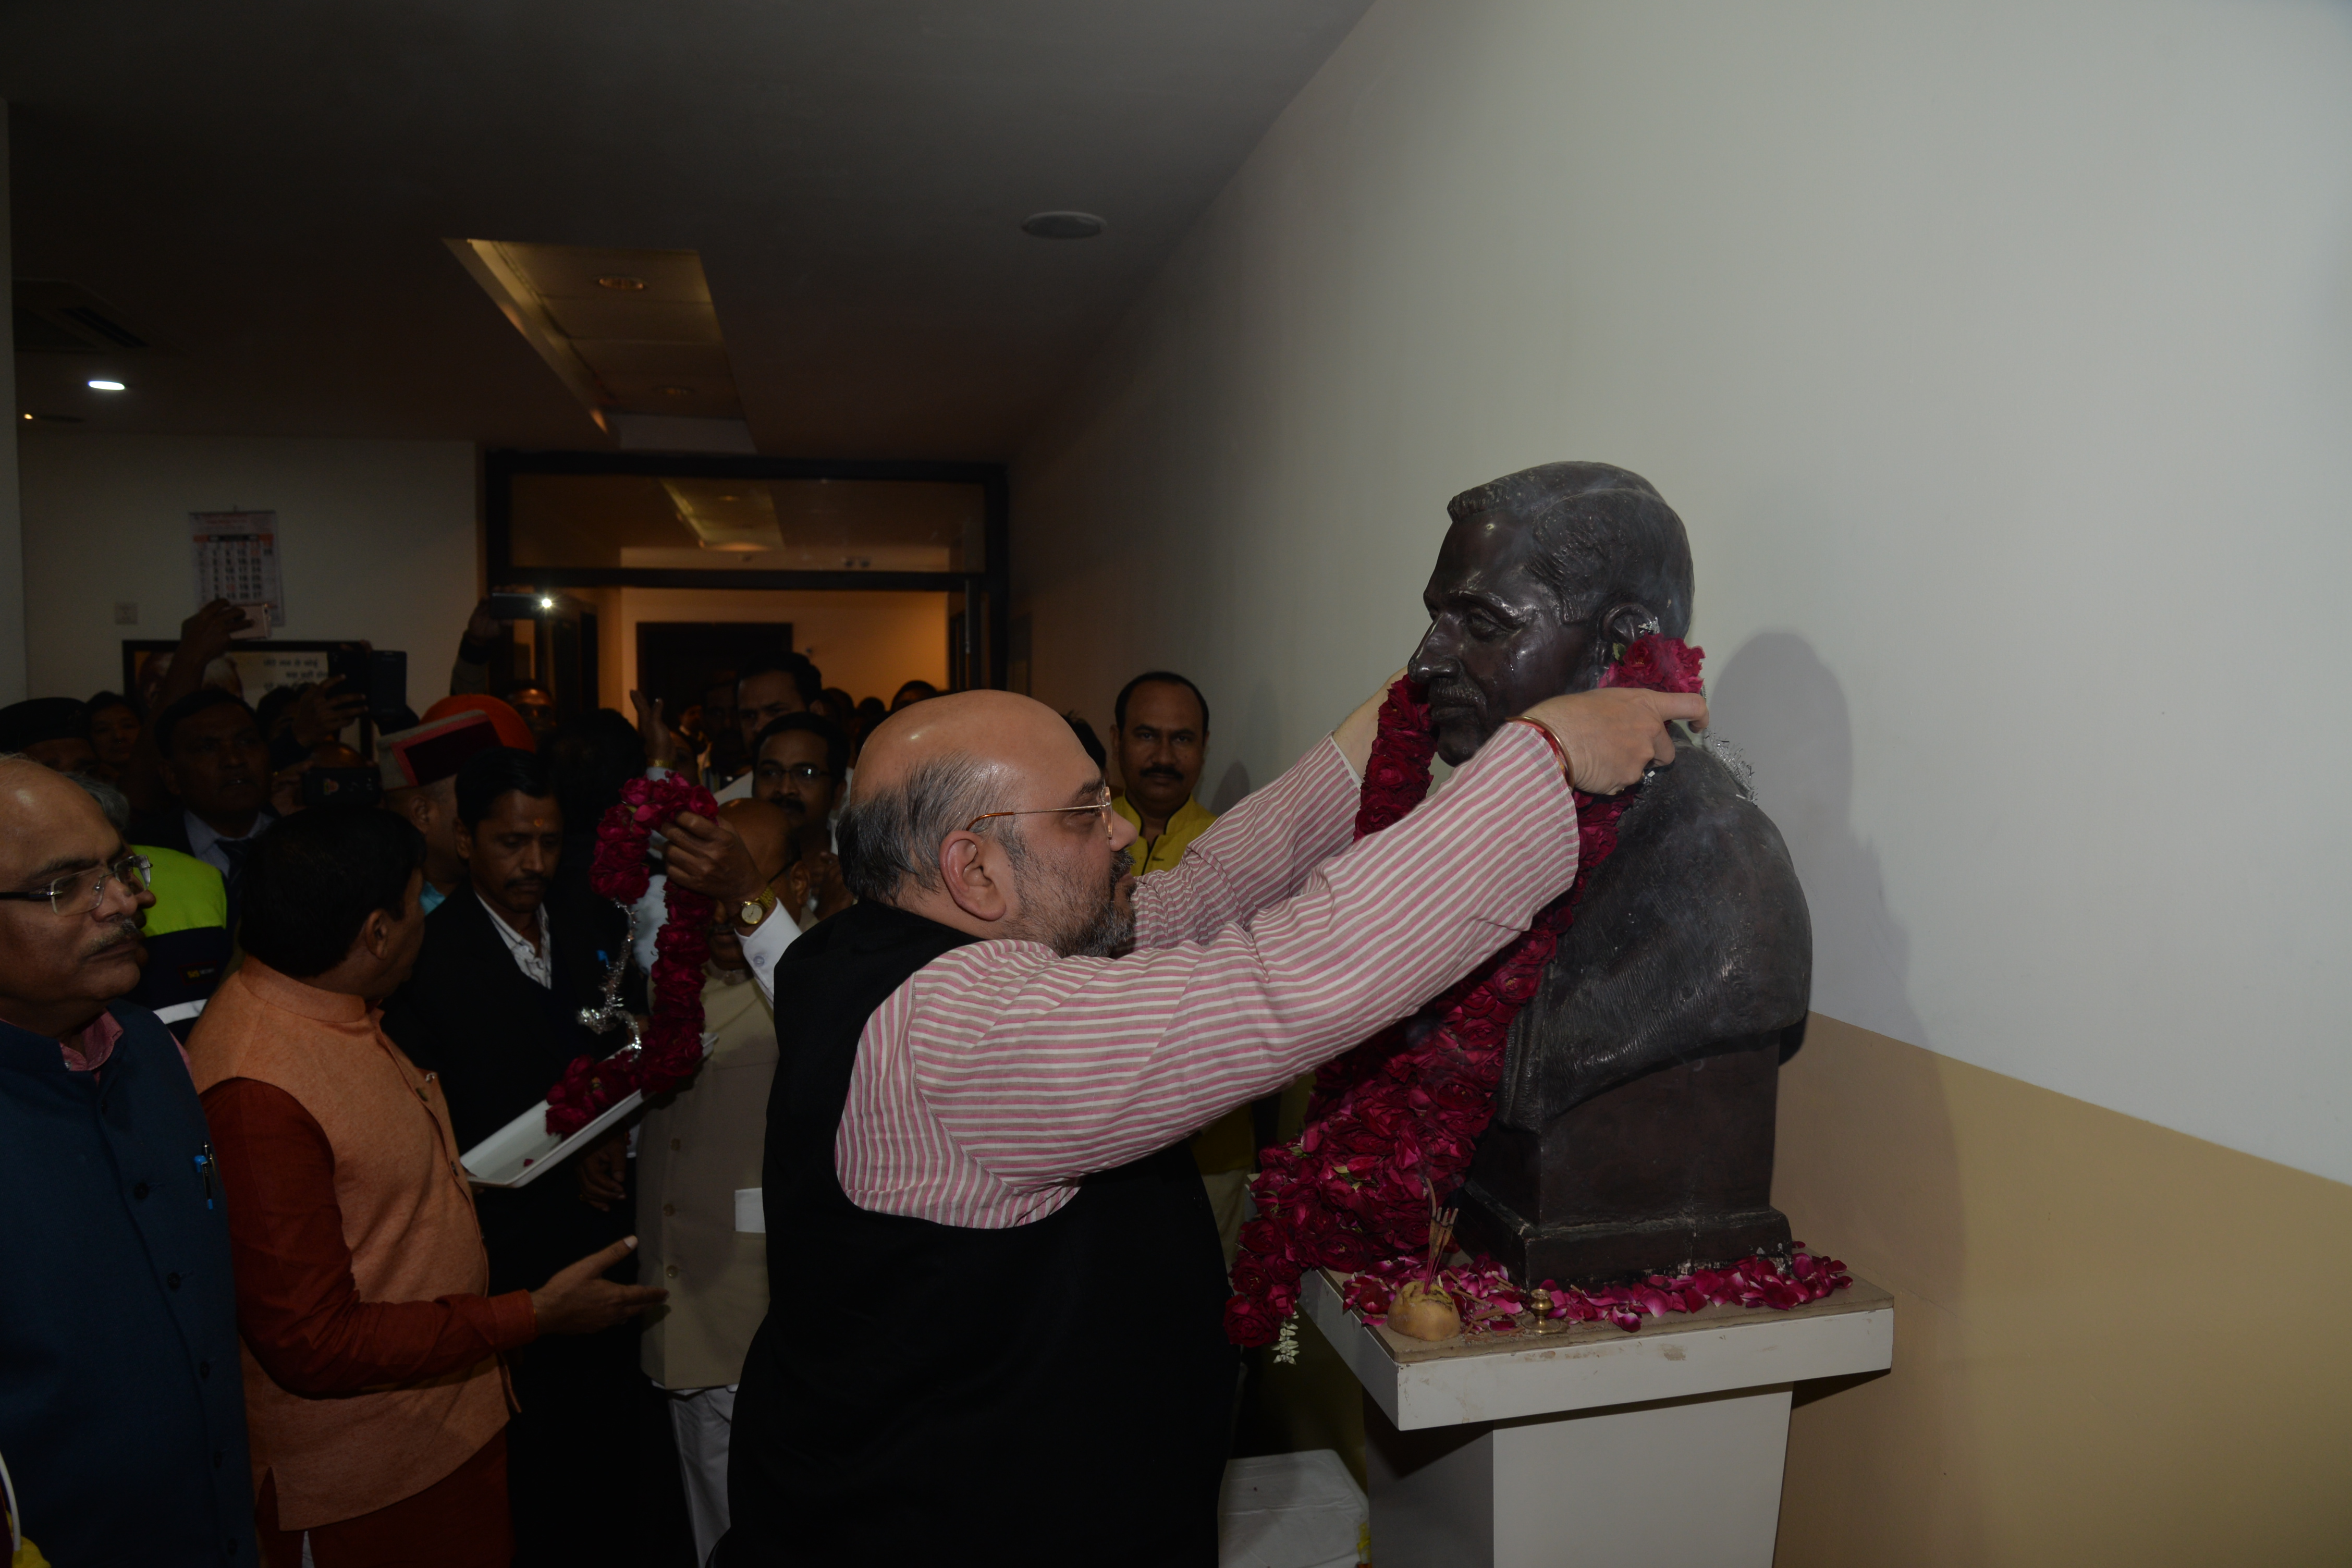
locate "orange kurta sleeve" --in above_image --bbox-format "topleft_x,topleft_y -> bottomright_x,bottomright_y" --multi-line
202,1077 -> 537,1397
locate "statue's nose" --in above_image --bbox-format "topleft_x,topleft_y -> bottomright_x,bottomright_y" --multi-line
1408,621 -> 1452,680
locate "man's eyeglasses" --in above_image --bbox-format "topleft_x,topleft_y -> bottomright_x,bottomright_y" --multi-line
964,787 -> 1117,837
0,853 -> 152,917
755,762 -> 832,783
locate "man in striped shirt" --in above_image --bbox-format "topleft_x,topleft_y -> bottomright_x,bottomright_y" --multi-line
663,676 -> 1701,1564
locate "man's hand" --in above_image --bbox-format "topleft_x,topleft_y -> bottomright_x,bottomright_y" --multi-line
1518,688 -> 1709,794
176,599 -> 252,670
784,849 -> 852,921
574,1127 -> 629,1211
466,597 -> 507,644
288,676 -> 370,747
629,689 -> 681,770
663,810 -> 766,905
529,1237 -> 667,1336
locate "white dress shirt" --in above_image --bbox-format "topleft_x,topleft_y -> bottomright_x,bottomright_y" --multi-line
477,892 -> 553,988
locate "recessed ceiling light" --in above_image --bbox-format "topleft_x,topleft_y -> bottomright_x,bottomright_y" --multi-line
597,275 -> 647,291
655,385 -> 694,397
1021,211 -> 1107,240
88,379 -> 126,392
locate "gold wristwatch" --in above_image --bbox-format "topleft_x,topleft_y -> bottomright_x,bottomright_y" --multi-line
737,885 -> 780,930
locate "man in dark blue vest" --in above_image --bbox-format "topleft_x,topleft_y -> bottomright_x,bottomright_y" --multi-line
663,680 -> 1698,1564
0,754 -> 254,1566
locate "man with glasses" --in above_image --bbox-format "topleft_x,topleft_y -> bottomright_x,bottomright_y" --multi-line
0,755 -> 255,1566
658,678 -> 1701,1564
746,713 -> 852,928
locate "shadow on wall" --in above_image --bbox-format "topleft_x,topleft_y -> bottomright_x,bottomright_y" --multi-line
1708,631 -> 1925,1052
1207,676 -> 1292,815
1709,632 -> 1985,1562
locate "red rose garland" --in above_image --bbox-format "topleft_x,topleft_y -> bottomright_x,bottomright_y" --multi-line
544,775 -> 718,1136
1224,637 -> 1712,1347
1340,1248 -> 1852,1337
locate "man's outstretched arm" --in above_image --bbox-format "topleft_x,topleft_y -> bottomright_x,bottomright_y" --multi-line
1130,677 -> 1394,948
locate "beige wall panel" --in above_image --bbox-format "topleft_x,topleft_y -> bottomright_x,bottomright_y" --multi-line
1774,1015 -> 2352,1565
602,586 -> 947,714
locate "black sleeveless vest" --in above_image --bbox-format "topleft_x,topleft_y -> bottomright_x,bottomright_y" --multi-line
718,902 -> 1235,1566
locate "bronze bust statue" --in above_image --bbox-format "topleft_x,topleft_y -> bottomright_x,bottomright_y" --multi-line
1408,462 -> 1813,1285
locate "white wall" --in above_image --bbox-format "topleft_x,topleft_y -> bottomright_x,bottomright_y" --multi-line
1013,0 -> 2352,1182
19,431 -> 477,707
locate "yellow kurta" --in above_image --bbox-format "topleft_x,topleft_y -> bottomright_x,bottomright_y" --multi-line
1111,793 -> 1218,878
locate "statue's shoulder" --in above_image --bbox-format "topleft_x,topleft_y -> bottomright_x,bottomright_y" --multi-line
1612,740 -> 1798,885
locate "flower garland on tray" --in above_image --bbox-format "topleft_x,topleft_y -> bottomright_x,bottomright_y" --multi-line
1341,1248 -> 1852,1337
544,774 -> 718,1136
1225,634 -> 1843,1349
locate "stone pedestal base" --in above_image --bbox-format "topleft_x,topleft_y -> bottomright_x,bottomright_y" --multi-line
1364,1386 -> 1794,1567
1301,1267 -> 1895,1568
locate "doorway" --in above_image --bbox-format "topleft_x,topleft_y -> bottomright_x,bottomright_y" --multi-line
635,621 -> 794,720
484,450 -> 1007,719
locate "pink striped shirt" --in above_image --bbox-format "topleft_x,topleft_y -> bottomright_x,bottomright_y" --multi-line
750,722 -> 1578,1229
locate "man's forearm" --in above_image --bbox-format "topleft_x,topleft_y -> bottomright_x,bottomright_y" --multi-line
1132,737 -> 1359,947
912,723 -> 1579,1191
205,1079 -> 537,1396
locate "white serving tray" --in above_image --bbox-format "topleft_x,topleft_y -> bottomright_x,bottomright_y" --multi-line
460,1032 -> 715,1189
461,1088 -> 645,1189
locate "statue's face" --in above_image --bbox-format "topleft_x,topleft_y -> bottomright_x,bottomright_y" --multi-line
1410,509 -> 1594,766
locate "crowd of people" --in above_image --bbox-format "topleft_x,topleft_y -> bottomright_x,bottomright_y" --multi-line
0,595 -> 1238,1567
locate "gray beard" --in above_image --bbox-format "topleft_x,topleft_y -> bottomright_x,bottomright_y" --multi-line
1006,837 -> 1135,958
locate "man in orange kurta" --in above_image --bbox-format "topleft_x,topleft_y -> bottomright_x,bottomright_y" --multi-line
188,805 -> 664,1567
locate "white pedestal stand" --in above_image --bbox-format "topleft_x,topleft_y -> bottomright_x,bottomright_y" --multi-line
1302,1270 -> 1893,1567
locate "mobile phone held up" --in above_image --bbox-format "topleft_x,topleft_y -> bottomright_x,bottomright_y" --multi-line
483,591 -> 552,620
324,647 -> 409,729
301,767 -> 383,808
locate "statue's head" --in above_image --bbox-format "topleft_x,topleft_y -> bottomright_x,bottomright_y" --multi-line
1409,461 -> 1694,765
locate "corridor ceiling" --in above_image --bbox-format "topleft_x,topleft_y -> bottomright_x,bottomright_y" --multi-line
1,1 -> 1370,457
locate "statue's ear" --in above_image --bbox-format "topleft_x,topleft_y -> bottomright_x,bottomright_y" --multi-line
1597,602 -> 1662,663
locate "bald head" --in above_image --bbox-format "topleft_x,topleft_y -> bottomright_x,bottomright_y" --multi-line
717,797 -> 795,883
837,690 -> 1125,929
0,756 -> 114,866
850,690 -> 1092,809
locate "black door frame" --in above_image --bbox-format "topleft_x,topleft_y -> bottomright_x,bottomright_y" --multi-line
484,449 -> 1010,691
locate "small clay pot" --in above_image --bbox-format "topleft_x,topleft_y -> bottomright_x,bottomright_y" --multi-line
1387,1279 -> 1462,1341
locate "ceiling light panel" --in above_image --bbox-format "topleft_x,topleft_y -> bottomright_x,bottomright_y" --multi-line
447,239 -> 751,444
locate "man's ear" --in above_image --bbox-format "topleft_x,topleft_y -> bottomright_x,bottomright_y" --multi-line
1597,602 -> 1662,661
938,832 -> 1010,924
357,907 -> 395,962
454,825 -> 475,864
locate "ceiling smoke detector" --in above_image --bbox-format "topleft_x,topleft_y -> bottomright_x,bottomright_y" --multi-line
1021,211 -> 1106,240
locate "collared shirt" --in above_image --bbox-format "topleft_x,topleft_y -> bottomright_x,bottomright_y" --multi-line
1111,794 -> 1218,877
58,1010 -> 125,1073
740,724 -> 1576,1230
419,882 -> 447,917
476,892 -> 552,988
184,807 -> 276,881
